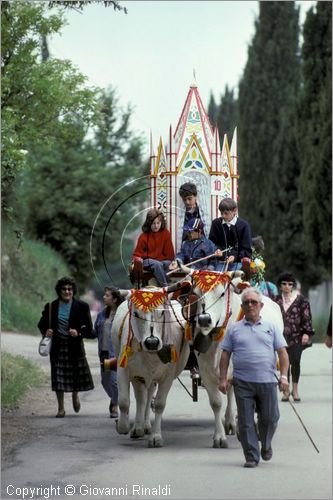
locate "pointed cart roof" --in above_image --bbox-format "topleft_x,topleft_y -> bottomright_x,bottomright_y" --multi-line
150,83 -> 238,252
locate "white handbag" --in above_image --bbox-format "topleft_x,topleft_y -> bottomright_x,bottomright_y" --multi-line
38,336 -> 52,356
38,302 -> 52,356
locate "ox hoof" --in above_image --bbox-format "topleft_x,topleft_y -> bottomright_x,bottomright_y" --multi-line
130,427 -> 145,439
116,421 -> 129,435
224,423 -> 236,436
213,438 -> 228,448
144,424 -> 152,435
148,435 -> 164,448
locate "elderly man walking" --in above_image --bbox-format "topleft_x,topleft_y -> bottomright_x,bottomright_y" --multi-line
219,287 -> 289,468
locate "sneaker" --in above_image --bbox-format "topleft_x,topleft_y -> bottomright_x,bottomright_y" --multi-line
261,447 -> 273,461
110,405 -> 119,418
244,460 -> 258,468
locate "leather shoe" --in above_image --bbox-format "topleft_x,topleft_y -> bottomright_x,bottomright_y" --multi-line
244,460 -> 258,468
291,391 -> 301,402
56,410 -> 65,418
261,447 -> 273,461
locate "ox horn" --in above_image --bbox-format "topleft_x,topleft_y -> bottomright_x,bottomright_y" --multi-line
118,289 -> 131,298
164,278 -> 192,294
177,261 -> 193,275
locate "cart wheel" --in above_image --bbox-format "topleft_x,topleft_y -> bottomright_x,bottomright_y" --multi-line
192,377 -> 198,402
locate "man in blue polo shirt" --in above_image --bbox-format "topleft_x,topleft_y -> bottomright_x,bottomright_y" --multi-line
219,287 -> 289,468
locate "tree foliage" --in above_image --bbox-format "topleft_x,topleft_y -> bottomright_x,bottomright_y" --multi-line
207,92 -> 218,128
216,85 -> 238,146
48,1 -> 127,14
1,1 -> 98,215
237,2 -> 314,285
299,2 -> 332,276
18,89 -> 147,286
208,86 -> 238,146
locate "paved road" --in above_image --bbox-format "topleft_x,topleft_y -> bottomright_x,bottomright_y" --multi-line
1,332 -> 332,500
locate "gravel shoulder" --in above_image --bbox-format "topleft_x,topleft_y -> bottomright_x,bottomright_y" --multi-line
1,332 -> 99,469
1,383 -> 53,467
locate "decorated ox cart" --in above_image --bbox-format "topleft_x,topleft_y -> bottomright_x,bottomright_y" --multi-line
110,82 -> 286,450
111,83 -> 264,448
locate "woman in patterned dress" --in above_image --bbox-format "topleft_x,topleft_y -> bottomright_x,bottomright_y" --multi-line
38,276 -> 94,417
275,272 -> 314,402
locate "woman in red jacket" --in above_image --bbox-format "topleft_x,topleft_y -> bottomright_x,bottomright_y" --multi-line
133,208 -> 175,287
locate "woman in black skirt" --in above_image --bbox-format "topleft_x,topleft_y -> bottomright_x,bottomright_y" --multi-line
38,277 -> 94,417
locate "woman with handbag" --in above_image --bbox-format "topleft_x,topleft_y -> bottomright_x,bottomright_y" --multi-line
275,271 -> 314,403
38,276 -> 94,417
93,286 -> 124,418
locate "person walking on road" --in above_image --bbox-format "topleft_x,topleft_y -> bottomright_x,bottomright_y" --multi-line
93,286 -> 124,418
219,287 -> 289,468
275,271 -> 314,402
38,276 -> 94,418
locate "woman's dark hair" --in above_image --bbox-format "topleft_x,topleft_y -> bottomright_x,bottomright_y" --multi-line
104,286 -> 124,318
142,208 -> 166,233
179,182 -> 197,199
277,271 -> 297,288
55,276 -> 77,297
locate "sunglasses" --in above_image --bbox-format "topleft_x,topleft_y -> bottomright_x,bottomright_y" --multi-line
242,299 -> 259,306
281,282 -> 294,286
61,287 -> 73,291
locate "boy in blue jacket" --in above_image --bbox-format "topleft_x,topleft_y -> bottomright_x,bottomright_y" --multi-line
170,218 -> 221,271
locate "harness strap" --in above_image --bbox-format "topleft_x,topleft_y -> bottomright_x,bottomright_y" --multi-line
167,299 -> 186,355
214,285 -> 232,341
119,306 -> 133,368
118,310 -> 129,339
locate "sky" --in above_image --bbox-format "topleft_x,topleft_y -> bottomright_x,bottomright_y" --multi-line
50,1 -> 315,154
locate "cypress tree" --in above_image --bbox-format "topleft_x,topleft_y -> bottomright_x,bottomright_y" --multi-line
299,2 -> 332,281
207,91 -> 218,128
238,2 -> 311,285
216,85 -> 238,146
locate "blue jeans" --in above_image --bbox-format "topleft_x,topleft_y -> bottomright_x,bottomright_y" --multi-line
143,259 -> 171,287
100,351 -> 118,404
215,261 -> 242,272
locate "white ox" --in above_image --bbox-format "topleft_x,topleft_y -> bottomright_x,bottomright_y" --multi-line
111,288 -> 189,448
179,267 -> 284,448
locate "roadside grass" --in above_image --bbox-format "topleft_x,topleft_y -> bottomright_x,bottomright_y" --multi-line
1,352 -> 45,407
2,223 -> 69,334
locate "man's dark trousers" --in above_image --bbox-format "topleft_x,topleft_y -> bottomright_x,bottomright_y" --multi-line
233,378 -> 280,463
